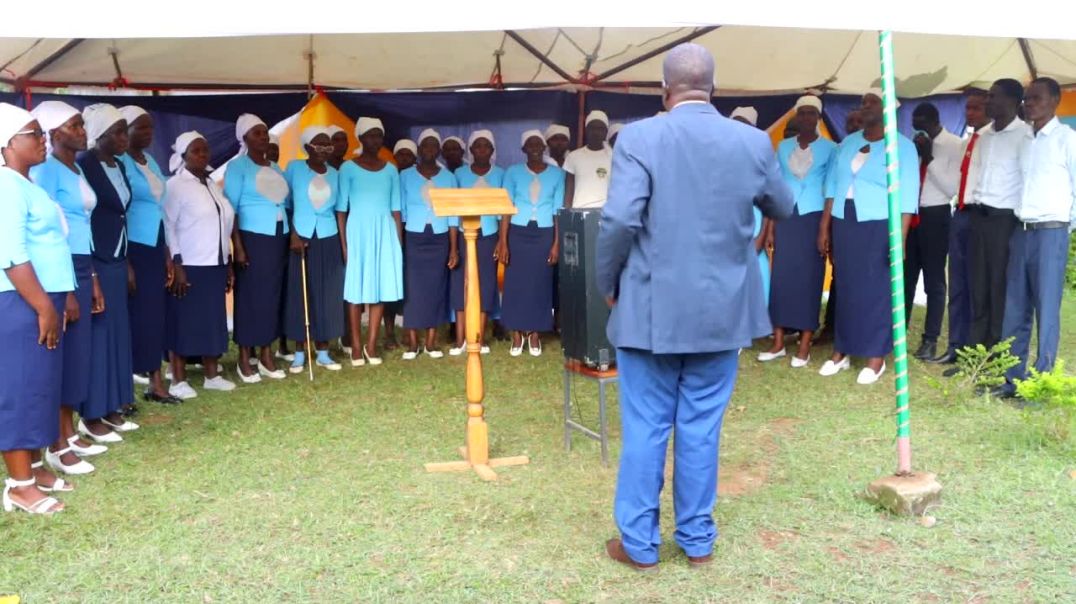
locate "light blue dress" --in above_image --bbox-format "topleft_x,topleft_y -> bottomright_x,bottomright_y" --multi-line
753,207 -> 770,302
338,161 -> 404,304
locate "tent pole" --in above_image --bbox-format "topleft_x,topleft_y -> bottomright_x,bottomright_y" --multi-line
1018,38 -> 1039,80
306,35 -> 316,99
591,26 -> 720,83
576,90 -> 586,148
878,30 -> 912,476
504,30 -> 578,84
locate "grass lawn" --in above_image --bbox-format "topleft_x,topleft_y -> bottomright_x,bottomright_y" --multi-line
2,297 -> 1074,603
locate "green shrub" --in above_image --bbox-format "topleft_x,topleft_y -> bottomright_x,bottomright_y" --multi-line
1015,360 -> 1076,442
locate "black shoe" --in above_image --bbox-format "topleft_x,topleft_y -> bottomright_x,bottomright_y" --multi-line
942,366 -> 962,378
928,348 -> 959,365
144,391 -> 182,405
121,404 -> 140,417
914,340 -> 937,361
990,384 -> 1017,400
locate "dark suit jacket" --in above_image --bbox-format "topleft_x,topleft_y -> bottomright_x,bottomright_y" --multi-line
597,102 -> 794,354
78,152 -> 130,265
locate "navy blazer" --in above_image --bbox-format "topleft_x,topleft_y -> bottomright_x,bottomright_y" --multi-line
78,152 -> 131,265
597,102 -> 795,354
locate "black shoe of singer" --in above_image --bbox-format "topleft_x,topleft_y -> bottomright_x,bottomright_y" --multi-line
913,340 -> 937,361
928,348 -> 959,365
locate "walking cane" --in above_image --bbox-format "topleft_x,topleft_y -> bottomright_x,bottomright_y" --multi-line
300,248 -> 315,382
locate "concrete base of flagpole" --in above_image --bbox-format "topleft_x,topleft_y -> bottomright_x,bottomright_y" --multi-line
862,472 -> 943,516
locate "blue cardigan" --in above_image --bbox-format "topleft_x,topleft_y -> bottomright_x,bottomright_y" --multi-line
78,151 -> 131,265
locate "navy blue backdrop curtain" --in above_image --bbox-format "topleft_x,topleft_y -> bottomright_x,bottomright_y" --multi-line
1,89 -> 968,171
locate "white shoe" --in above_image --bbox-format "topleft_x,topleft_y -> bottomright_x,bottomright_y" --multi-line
350,354 -> 366,367
46,448 -> 95,475
133,373 -> 150,386
819,357 -> 851,377
204,376 -> 237,392
316,356 -> 342,371
857,362 -> 887,385
78,420 -> 123,444
169,381 -> 199,400
236,364 -> 262,384
3,477 -> 62,515
481,346 -> 490,355
790,355 -> 811,369
449,345 -> 466,357
757,348 -> 786,362
257,361 -> 287,380
361,347 -> 382,366
31,461 -> 75,492
528,338 -> 542,357
341,345 -> 353,357
423,348 -> 444,359
509,343 -> 523,357
67,434 -> 107,457
401,350 -> 418,361
102,417 -> 139,432
275,351 -> 295,362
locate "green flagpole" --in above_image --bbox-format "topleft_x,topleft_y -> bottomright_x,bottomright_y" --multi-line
878,30 -> 913,475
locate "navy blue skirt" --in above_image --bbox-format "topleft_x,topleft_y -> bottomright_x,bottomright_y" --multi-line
769,207 -> 826,332
451,233 -> 499,313
168,265 -> 230,358
285,234 -> 345,342
233,225 -> 287,347
62,255 -> 93,412
501,222 -> 555,332
86,260 -> 134,420
0,292 -> 65,451
403,226 -> 449,329
128,232 -> 168,373
832,200 -> 893,358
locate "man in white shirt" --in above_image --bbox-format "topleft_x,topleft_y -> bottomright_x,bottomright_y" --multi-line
932,90 -> 991,367
966,78 -> 1031,349
904,102 -> 964,360
996,77 -> 1076,398
544,124 -> 571,168
564,110 -> 613,210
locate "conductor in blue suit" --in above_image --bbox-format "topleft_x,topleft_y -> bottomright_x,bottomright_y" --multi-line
597,44 -> 794,571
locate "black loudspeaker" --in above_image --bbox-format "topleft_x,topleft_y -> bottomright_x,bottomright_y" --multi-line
559,208 -> 615,370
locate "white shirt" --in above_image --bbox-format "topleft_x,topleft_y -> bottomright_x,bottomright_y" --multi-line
958,127 -> 987,206
920,128 -> 963,208
163,168 -> 236,267
789,145 -> 813,180
970,117 -> 1032,210
1018,117 -> 1076,223
564,145 -> 613,209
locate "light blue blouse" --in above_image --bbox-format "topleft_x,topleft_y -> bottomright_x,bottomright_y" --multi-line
777,137 -> 838,215
285,161 -> 343,238
400,166 -> 458,234
0,168 -> 77,293
30,155 -> 96,255
337,161 -> 400,218
825,130 -> 920,221
455,164 -> 506,236
503,163 -> 565,228
223,155 -> 291,235
119,152 -> 168,246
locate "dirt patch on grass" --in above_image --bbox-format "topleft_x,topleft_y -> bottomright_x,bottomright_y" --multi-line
758,530 -> 799,550
718,417 -> 800,497
854,539 -> 896,555
139,414 -> 174,426
827,546 -> 851,562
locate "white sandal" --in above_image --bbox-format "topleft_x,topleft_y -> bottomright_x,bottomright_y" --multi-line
3,477 -> 63,514
67,434 -> 108,457
31,461 -> 75,492
45,447 -> 95,476
78,419 -> 123,444
102,417 -> 140,432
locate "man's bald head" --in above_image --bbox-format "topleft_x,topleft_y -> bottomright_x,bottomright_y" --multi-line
662,43 -> 715,97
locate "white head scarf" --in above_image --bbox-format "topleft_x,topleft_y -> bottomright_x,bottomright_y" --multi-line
441,136 -> 469,166
794,96 -> 823,113
544,124 -> 570,141
730,106 -> 759,126
521,129 -> 545,147
268,133 -> 280,146
355,117 -> 384,138
393,139 -> 417,155
0,103 -> 36,167
418,128 -> 442,147
83,103 -> 125,149
30,101 -> 80,154
465,129 -> 496,165
585,111 -> 609,127
235,113 -> 266,155
170,130 -> 206,174
607,123 -> 624,141
119,105 -> 149,129
300,126 -> 331,148
326,125 -> 346,139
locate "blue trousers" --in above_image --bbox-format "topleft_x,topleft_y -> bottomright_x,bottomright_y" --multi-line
614,347 -> 738,564
1002,226 -> 1071,384
947,209 -> 972,350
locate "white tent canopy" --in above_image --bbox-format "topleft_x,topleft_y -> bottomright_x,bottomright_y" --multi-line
2,2 -> 1074,96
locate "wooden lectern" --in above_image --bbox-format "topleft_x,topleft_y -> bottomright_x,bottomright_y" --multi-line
423,188 -> 530,481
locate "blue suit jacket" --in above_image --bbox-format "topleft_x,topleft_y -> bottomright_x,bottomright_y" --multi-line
597,102 -> 795,354
78,152 -> 131,265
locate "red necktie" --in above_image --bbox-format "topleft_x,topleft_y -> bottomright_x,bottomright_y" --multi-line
957,132 -> 980,210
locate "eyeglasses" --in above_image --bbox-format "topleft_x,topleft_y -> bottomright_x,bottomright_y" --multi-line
310,144 -> 334,152
14,128 -> 46,139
